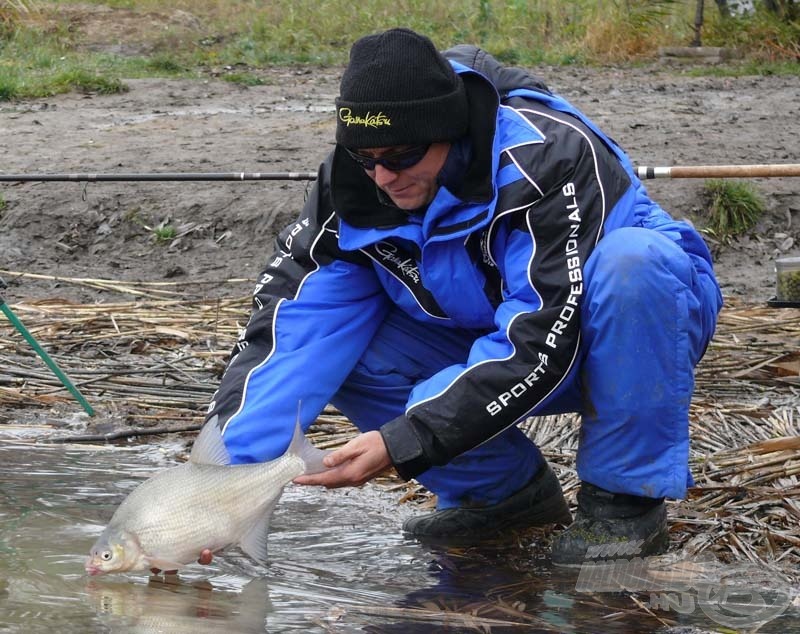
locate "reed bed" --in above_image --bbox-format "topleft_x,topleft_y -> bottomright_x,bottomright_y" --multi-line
1,277 -> 799,590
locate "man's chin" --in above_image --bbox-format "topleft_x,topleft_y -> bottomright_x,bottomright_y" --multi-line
387,191 -> 426,211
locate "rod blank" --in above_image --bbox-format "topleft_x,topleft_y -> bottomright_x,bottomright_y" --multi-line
2,164 -> 800,183
0,297 -> 95,417
0,172 -> 318,182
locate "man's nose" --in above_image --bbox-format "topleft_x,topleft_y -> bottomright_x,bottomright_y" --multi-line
373,164 -> 398,187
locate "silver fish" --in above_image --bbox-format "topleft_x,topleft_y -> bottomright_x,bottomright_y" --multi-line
85,418 -> 328,575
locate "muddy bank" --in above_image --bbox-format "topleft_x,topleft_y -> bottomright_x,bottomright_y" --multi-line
1,66 -> 799,304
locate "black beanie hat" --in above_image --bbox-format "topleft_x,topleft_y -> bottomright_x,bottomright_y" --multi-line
335,28 -> 469,149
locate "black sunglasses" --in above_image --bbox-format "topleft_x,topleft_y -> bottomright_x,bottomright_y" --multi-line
344,145 -> 431,172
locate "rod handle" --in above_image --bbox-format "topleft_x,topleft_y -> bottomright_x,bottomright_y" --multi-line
637,164 -> 800,179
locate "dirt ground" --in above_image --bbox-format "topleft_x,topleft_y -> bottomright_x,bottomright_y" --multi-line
1,25 -> 799,305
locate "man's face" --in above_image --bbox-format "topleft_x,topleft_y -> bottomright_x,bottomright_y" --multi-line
350,142 -> 451,211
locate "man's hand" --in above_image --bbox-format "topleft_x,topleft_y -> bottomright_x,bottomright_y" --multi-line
293,430 -> 392,488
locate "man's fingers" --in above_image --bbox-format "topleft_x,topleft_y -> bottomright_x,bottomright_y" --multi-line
293,464 -> 359,488
322,440 -> 365,468
294,431 -> 391,488
322,448 -> 348,468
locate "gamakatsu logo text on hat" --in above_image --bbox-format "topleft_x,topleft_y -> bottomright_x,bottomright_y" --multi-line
338,108 -> 391,128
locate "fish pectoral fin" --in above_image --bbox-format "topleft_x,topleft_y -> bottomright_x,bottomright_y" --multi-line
239,495 -> 281,564
145,556 -> 186,572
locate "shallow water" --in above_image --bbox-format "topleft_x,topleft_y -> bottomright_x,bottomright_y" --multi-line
0,436 -> 797,634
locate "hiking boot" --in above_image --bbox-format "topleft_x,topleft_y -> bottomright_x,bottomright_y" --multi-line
551,482 -> 669,567
402,462 -> 571,545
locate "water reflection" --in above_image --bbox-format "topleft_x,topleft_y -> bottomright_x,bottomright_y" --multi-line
0,435 -> 797,633
85,576 -> 271,633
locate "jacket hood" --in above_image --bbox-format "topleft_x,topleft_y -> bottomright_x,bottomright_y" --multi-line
443,45 -> 551,100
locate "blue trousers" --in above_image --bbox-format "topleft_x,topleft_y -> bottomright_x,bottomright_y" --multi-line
332,227 -> 721,509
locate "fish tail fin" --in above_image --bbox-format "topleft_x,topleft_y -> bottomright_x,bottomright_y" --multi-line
288,420 -> 330,475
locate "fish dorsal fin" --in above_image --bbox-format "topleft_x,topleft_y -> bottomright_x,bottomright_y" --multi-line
239,492 -> 282,564
190,415 -> 231,466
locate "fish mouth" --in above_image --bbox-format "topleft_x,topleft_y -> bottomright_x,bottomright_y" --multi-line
85,560 -> 104,576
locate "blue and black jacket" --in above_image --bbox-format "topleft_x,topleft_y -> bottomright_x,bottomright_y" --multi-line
206,46 -> 717,480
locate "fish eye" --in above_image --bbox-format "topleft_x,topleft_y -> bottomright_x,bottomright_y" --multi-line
101,551 -> 113,561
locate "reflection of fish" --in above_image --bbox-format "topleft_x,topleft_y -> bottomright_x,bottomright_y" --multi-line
85,419 -> 328,575
86,576 -> 272,634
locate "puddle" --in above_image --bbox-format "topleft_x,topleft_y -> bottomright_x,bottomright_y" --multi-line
0,435 -> 797,633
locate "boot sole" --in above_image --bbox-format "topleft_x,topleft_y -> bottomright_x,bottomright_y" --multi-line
551,526 -> 670,568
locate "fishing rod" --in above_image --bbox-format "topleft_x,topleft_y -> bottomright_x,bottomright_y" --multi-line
635,164 -> 800,179
0,171 -> 319,182
0,277 -> 95,416
1,163 -> 800,182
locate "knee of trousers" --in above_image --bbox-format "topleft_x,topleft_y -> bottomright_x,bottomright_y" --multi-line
584,227 -> 696,309
581,227 -> 717,365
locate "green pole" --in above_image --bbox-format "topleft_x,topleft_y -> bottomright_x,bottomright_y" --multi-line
0,286 -> 95,417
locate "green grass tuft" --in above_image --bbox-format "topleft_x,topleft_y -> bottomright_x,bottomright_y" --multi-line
222,72 -> 265,87
51,68 -> 128,94
144,54 -> 188,75
701,179 -> 765,241
0,71 -> 20,99
152,223 -> 177,244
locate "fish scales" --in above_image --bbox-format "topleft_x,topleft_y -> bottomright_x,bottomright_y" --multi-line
86,420 -> 328,575
110,455 -> 305,563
